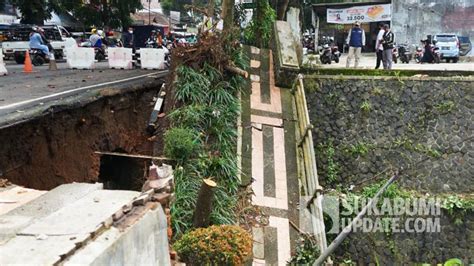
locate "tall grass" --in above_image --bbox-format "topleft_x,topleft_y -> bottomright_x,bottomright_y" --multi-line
169,46 -> 248,237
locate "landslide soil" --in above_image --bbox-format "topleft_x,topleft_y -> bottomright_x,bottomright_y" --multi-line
0,87 -> 162,190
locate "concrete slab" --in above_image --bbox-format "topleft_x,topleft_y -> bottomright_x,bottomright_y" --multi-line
0,183 -> 103,243
0,235 -> 82,265
274,21 -> 299,69
20,189 -> 139,235
65,205 -> 170,266
0,186 -> 46,215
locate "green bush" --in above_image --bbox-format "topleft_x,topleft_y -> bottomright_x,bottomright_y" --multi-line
174,225 -> 253,265
164,128 -> 199,162
288,233 -> 320,265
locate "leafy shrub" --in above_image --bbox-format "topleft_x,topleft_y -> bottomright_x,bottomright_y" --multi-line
288,233 -> 320,265
164,128 -> 199,162
173,225 -> 252,265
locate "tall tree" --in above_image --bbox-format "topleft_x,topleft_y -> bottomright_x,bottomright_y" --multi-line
10,0 -> 142,28
10,0 -> 55,25
221,0 -> 234,30
69,0 -> 142,28
276,0 -> 290,20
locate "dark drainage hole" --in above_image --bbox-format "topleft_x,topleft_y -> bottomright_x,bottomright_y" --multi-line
98,149 -> 148,191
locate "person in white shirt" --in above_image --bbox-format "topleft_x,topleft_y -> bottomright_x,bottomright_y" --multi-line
375,23 -> 385,69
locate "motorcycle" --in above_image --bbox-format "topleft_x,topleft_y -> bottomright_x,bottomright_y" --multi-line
320,44 -> 333,64
331,45 -> 340,63
392,46 -> 398,64
79,41 -> 107,62
414,47 -> 423,63
30,48 -> 50,66
397,44 -> 411,63
431,41 -> 441,64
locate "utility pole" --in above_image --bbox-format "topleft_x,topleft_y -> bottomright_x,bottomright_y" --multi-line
148,0 -> 151,25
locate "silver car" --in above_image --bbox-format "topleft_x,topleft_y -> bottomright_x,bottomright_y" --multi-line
433,34 -> 460,63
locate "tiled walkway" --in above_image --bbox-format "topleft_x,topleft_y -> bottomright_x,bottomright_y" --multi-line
241,47 -> 299,265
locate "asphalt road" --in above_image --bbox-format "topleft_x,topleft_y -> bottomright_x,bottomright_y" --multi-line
0,61 -> 168,127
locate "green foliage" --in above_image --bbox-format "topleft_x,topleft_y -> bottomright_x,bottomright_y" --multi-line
288,234 -> 320,265
392,137 -> 441,158
11,0 -> 142,27
320,139 -> 339,184
243,0 -> 276,48
169,44 -> 247,237
10,0 -> 53,24
164,128 -> 200,163
443,258 -> 463,266
371,87 -> 383,96
360,100 -> 371,113
160,0 -> 192,14
361,179 -> 409,199
347,141 -> 374,156
435,101 -> 456,113
173,225 -> 253,265
442,195 -> 474,225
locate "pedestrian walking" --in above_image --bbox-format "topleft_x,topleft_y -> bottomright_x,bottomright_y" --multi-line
375,23 -> 385,69
381,24 -> 395,70
345,21 -> 365,68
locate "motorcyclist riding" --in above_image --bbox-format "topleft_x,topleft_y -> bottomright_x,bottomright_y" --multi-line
89,28 -> 103,48
146,30 -> 163,48
29,27 -> 50,58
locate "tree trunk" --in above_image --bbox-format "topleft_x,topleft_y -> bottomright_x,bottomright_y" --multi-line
193,179 -> 217,228
255,0 -> 265,48
277,0 -> 290,20
207,0 -> 215,18
221,0 -> 234,30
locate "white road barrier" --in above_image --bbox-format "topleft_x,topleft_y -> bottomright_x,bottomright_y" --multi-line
65,47 -> 95,69
0,50 -> 8,75
139,48 -> 166,70
108,47 -> 134,69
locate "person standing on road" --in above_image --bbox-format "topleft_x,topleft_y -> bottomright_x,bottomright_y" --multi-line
122,27 -> 134,49
375,23 -> 385,69
381,24 -> 395,70
345,21 -> 365,68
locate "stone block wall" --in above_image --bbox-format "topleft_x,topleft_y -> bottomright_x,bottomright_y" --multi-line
305,76 -> 473,193
304,75 -> 473,263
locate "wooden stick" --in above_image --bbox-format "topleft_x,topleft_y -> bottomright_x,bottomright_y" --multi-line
193,178 -> 217,228
224,65 -> 249,78
94,151 -> 170,161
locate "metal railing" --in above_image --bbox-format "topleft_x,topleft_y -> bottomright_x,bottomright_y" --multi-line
292,73 -> 328,253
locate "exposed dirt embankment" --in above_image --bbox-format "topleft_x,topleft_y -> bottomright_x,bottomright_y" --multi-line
0,86 -> 162,190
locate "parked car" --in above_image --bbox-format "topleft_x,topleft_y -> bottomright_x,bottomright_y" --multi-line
457,36 -> 472,56
433,34 -> 460,63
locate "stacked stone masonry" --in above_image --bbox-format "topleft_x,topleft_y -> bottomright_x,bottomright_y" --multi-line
304,76 -> 473,264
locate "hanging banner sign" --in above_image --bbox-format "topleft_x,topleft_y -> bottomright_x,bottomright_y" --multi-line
327,4 -> 391,24
0,14 -> 16,24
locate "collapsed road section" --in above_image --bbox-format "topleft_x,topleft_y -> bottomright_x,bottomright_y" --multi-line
0,69 -> 168,190
0,68 -> 173,264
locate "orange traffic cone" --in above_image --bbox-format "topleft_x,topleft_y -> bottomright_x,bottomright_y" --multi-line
23,51 -> 33,73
